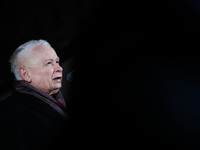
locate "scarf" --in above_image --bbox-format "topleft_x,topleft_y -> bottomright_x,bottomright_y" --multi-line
14,80 -> 68,119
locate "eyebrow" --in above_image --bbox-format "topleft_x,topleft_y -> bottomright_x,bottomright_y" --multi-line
44,57 -> 60,62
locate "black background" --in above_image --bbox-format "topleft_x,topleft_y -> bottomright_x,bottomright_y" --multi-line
1,0 -> 200,148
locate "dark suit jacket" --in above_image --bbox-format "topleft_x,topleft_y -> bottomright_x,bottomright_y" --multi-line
0,89 -> 69,150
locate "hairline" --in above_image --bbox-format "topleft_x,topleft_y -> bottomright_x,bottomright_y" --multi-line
9,39 -> 52,80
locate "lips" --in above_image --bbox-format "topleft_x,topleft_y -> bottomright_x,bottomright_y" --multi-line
53,76 -> 62,82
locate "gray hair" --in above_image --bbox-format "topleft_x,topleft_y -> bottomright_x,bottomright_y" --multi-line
9,39 -> 51,80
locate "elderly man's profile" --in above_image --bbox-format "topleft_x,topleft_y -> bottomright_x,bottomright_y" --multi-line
0,40 -> 69,150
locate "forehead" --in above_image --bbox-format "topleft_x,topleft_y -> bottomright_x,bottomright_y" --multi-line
31,45 -> 58,60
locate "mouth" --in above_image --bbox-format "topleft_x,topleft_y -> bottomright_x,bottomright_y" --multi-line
53,76 -> 62,82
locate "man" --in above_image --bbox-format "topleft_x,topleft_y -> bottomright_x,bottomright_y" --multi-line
0,40 -> 69,150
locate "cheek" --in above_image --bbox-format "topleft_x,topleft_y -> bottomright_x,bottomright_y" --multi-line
43,70 -> 54,82
32,69 -> 53,83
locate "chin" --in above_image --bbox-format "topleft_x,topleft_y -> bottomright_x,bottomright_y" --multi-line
54,83 -> 62,89
49,89 -> 59,95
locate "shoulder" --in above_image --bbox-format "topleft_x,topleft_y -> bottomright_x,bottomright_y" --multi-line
0,95 -> 22,132
0,95 -> 15,113
0,90 -> 38,115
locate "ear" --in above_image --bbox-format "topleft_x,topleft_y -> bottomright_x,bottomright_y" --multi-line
19,67 -> 32,82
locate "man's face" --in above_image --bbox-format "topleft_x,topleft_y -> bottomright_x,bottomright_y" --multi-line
28,45 -> 63,95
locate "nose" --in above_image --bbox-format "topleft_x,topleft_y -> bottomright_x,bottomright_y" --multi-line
55,64 -> 63,72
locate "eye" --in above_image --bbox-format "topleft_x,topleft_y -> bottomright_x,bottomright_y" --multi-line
46,61 -> 52,65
